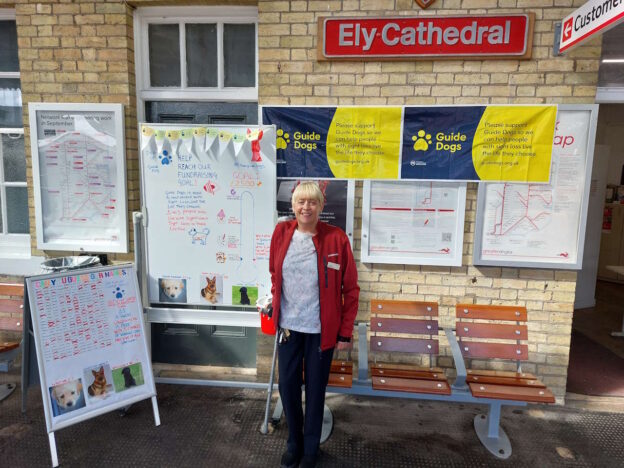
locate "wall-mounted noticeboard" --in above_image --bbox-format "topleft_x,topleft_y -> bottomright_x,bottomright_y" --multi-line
25,264 -> 157,434
28,103 -> 128,253
276,179 -> 355,246
362,180 -> 467,266
473,105 -> 599,269
140,124 -> 276,311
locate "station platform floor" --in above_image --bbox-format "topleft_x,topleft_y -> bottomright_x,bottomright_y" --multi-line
1,364 -> 623,467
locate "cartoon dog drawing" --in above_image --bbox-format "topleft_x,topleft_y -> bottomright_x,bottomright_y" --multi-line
122,367 -> 137,389
51,380 -> 84,414
188,227 -> 211,245
239,287 -> 251,305
159,279 -> 186,300
201,276 -> 219,304
88,366 -> 108,397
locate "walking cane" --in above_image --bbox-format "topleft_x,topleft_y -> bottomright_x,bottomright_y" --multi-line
257,295 -> 277,434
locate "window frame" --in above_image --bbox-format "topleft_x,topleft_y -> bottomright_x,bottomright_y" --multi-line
134,5 -> 259,120
0,8 -> 31,260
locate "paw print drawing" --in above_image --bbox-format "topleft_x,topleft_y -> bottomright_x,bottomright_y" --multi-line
412,130 -> 432,151
276,129 -> 290,150
114,287 -> 125,299
159,150 -> 171,165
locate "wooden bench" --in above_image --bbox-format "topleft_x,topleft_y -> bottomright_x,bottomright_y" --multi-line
369,299 -> 450,395
455,303 -> 554,404
449,303 -> 555,458
0,283 -> 24,401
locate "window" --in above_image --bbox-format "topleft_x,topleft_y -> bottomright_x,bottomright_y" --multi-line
135,6 -> 258,107
0,10 -> 30,258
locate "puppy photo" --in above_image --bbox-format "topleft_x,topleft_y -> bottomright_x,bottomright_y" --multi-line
112,362 -> 145,393
200,275 -> 222,304
88,366 -> 107,397
50,379 -> 86,416
233,285 -> 257,306
239,287 -> 251,305
158,278 -> 187,303
122,367 -> 137,388
84,363 -> 113,401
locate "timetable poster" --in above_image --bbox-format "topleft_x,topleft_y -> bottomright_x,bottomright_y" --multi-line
26,265 -> 155,432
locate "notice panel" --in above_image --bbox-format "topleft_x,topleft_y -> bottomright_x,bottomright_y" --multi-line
362,181 -> 466,266
474,106 -> 598,269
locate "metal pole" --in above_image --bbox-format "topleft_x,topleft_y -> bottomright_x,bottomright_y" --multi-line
260,332 -> 279,434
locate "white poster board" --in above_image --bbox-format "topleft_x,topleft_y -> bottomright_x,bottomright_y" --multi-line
26,264 -> 156,434
362,180 -> 467,266
28,103 -> 128,253
473,105 -> 599,269
140,124 -> 276,311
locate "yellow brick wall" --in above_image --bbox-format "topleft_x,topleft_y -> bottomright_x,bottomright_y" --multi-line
257,0 -> 600,402
5,0 -> 601,402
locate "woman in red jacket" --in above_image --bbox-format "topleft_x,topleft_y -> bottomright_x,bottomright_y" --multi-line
270,181 -> 359,468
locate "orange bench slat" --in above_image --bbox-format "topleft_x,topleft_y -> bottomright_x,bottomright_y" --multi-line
0,341 -> 20,353
0,316 -> 23,332
466,374 -> 546,388
456,304 -> 527,322
372,376 -> 451,395
371,365 -> 446,381
371,317 -> 438,335
467,369 -> 536,379
468,382 -> 555,404
371,336 -> 439,354
330,360 -> 353,374
0,283 -> 24,297
371,300 -> 438,317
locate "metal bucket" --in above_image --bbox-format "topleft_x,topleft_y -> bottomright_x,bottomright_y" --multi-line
41,256 -> 100,272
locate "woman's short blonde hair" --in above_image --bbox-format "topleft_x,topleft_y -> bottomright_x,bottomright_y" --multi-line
291,181 -> 325,207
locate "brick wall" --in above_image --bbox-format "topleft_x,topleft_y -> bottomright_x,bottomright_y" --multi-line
257,0 -> 600,402
5,0 -> 601,401
7,0 -> 137,261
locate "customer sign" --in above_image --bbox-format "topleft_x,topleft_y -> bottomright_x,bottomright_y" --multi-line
559,0 -> 624,52
319,14 -> 534,60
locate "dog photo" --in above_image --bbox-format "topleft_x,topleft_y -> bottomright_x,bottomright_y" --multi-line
200,274 -> 223,304
83,363 -> 114,402
49,378 -> 86,417
232,285 -> 258,306
112,362 -> 145,392
158,278 -> 187,303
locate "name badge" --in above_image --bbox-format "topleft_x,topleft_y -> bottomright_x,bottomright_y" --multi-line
327,262 -> 340,270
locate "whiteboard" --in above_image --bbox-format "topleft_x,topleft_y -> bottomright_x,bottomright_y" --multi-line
473,105 -> 599,269
28,103 -> 128,253
140,124 -> 276,310
361,180 -> 467,266
26,264 -> 156,433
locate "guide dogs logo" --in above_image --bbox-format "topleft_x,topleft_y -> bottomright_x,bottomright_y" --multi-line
276,129 -> 290,150
412,130 -> 433,151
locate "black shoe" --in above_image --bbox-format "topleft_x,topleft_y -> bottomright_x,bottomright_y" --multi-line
280,450 -> 301,468
299,454 -> 318,468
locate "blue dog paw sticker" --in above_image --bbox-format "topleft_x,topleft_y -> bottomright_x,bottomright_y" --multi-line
159,150 -> 171,165
114,287 -> 125,299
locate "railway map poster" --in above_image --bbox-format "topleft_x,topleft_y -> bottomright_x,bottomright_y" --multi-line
140,124 -> 276,308
362,181 -> 466,266
474,106 -> 598,269
26,265 -> 156,433
29,103 -> 128,253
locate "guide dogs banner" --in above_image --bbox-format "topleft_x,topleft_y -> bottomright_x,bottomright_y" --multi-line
261,105 -> 557,182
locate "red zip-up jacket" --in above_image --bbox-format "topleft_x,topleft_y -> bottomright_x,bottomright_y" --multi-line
269,220 -> 360,351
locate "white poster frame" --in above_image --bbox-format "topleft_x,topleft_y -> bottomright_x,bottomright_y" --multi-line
25,264 -> 159,466
473,104 -> 599,269
361,180 -> 467,266
28,102 -> 128,253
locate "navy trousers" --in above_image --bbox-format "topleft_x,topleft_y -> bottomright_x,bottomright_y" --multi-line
278,330 -> 334,457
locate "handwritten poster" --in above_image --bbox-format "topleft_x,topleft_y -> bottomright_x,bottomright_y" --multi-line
26,265 -> 155,433
28,103 -> 128,253
140,124 -> 276,307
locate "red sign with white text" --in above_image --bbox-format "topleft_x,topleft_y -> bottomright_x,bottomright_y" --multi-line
319,15 -> 534,60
